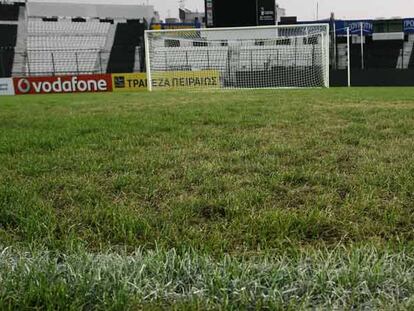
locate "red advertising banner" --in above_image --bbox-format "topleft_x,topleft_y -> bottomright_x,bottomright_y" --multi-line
13,74 -> 113,95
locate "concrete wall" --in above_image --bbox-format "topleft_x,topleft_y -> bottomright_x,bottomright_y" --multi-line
330,69 -> 414,86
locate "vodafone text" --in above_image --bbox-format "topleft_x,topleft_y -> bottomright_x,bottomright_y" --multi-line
14,75 -> 112,95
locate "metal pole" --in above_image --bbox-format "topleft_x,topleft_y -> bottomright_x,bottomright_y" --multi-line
276,49 -> 279,68
312,42 -> 315,67
360,22 -> 364,70
275,4 -> 279,26
321,33 -> 325,85
327,24 -> 331,87
99,51 -> 103,73
147,22 -> 331,33
322,24 -> 330,88
26,51 -> 31,77
294,37 -> 297,67
75,52 -> 79,75
316,2 -> 319,20
275,9 -> 279,37
141,46 -> 145,72
0,50 -> 4,77
51,52 -> 56,76
333,22 -> 337,69
347,27 -> 351,87
144,31 -> 152,91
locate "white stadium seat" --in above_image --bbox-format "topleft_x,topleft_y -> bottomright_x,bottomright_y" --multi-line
26,20 -> 110,76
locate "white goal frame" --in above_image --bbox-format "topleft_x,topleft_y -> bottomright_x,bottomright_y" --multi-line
144,24 -> 330,91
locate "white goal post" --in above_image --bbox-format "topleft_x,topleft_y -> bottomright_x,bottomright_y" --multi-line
144,24 -> 330,91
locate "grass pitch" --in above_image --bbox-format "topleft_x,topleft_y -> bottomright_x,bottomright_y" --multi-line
0,88 -> 414,309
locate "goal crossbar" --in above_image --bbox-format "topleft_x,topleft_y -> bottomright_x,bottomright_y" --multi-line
145,23 -> 330,34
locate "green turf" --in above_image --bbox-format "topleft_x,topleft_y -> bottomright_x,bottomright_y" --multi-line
0,88 -> 413,309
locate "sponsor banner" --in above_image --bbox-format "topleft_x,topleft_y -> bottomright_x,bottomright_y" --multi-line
151,71 -> 221,89
112,70 -> 221,92
404,19 -> 414,33
13,74 -> 113,95
0,78 -> 15,96
112,73 -> 147,92
335,20 -> 373,35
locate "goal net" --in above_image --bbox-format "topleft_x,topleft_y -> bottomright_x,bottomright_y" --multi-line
144,24 -> 330,91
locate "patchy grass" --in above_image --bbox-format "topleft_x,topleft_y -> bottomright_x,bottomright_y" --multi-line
1,246 -> 414,310
0,88 -> 414,308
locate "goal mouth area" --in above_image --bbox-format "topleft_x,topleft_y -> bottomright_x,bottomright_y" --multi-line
145,24 -> 330,91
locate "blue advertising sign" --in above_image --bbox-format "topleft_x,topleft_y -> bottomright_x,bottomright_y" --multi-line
298,19 -> 373,35
404,19 -> 414,33
334,20 -> 346,35
334,20 -> 373,35
346,20 -> 373,35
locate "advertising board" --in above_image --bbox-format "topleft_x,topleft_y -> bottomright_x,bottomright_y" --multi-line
404,19 -> 414,33
112,71 -> 221,92
335,20 -> 373,35
0,78 -> 15,96
13,74 -> 113,95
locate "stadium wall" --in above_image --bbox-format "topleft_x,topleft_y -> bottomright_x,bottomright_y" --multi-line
331,69 -> 414,86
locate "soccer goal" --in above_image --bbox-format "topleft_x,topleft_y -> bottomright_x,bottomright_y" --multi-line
144,24 -> 330,91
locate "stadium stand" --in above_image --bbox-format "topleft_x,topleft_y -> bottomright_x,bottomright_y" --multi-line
365,40 -> 403,69
396,35 -> 412,69
28,19 -> 110,35
350,44 -> 363,69
0,2 -> 19,21
26,19 -> 111,75
0,25 -> 18,77
408,36 -> 414,68
107,21 -> 146,73
0,25 -> 17,47
26,2 -> 154,22
336,36 -> 408,70
9,1 -> 155,76
0,2 -> 21,77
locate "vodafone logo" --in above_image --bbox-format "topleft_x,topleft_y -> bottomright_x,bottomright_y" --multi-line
13,74 -> 113,95
17,79 -> 31,93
